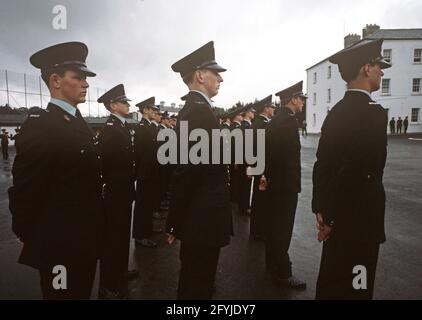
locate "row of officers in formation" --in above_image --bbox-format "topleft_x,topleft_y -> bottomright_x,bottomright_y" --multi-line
388,116 -> 409,134
9,37 -> 390,300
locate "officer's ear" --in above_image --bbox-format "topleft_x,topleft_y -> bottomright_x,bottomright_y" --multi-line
50,72 -> 64,89
362,63 -> 372,77
195,69 -> 207,84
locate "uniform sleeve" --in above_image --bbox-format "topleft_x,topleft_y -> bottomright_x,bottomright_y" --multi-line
312,116 -> 337,218
8,115 -> 51,241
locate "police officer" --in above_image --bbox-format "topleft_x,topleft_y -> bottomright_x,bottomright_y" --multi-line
1,128 -> 9,159
8,42 -> 104,299
133,97 -> 160,248
389,117 -> 395,134
97,84 -> 138,299
312,38 -> 390,299
166,41 -> 232,299
228,106 -> 243,211
238,104 -> 255,216
221,113 -> 231,129
250,96 -> 275,241
404,116 -> 409,134
265,81 -> 307,288
397,117 -> 403,134
157,111 -> 172,215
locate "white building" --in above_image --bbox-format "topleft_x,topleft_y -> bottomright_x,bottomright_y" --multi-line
306,25 -> 422,134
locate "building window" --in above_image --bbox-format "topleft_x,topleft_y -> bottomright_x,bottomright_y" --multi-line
412,78 -> 421,93
383,49 -> 392,63
313,93 -> 316,105
313,113 -> 316,127
327,66 -> 332,79
411,108 -> 420,122
382,79 -> 390,94
327,89 -> 331,103
414,49 -> 422,63
313,72 -> 317,84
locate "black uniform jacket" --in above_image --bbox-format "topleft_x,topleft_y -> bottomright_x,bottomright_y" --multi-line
166,91 -> 232,247
134,117 -> 159,181
312,91 -> 388,243
98,114 -> 135,200
265,107 -> 301,193
8,103 -> 104,269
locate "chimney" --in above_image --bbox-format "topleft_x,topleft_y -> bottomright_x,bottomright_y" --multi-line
160,101 -> 165,107
344,34 -> 361,48
362,24 -> 380,38
171,103 -> 176,108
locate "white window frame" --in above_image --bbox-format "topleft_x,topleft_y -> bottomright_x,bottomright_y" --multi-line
327,65 -> 332,79
382,78 -> 391,95
327,88 -> 331,103
412,78 -> 421,94
411,108 -> 420,123
383,49 -> 392,64
414,49 -> 422,63
313,92 -> 316,105
313,72 -> 317,84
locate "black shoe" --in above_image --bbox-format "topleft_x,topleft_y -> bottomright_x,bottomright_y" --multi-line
126,269 -> 139,280
135,238 -> 157,248
98,288 -> 127,300
274,275 -> 306,289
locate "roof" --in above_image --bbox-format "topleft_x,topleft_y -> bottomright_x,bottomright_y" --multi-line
367,29 -> 422,40
306,28 -> 422,71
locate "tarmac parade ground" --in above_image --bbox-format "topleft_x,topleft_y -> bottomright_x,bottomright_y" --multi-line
0,134 -> 421,299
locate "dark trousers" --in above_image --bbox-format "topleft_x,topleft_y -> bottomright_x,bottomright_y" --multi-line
397,125 -> 402,134
316,238 -> 380,300
250,175 -> 268,238
39,260 -> 97,299
177,242 -> 220,300
229,165 -> 241,207
133,179 -> 154,239
100,192 -> 133,293
238,166 -> 251,215
2,145 -> 8,160
390,126 -> 395,134
265,192 -> 298,278
404,126 -> 408,134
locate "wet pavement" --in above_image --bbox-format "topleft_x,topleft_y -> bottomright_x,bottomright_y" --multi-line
1,134 -> 421,300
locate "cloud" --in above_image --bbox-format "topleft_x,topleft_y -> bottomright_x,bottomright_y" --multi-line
0,0 -> 421,115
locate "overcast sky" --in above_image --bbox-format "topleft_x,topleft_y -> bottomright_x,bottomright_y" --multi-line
1,0 -> 421,115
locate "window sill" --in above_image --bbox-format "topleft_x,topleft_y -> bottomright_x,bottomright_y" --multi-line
411,93 -> 422,96
381,93 -> 391,96
410,122 -> 421,125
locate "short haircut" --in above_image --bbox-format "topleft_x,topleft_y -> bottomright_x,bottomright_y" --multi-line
41,67 -> 67,87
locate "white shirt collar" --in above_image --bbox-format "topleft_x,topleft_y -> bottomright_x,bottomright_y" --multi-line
50,98 -> 77,117
260,114 -> 270,121
111,113 -> 126,124
190,90 -> 214,107
142,116 -> 151,124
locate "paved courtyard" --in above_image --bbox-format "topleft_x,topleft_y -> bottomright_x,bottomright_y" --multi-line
0,134 -> 421,299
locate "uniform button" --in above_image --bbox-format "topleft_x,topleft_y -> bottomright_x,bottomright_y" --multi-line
367,174 -> 371,179
80,149 -> 85,154
98,156 -> 101,160
100,174 -> 103,179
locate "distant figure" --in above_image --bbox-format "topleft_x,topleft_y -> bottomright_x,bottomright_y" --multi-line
1,129 -> 9,159
403,116 -> 409,134
389,117 -> 396,134
302,120 -> 307,136
397,117 -> 403,134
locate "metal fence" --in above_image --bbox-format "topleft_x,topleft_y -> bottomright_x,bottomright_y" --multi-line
0,69 -> 109,117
